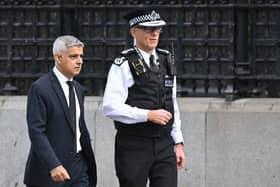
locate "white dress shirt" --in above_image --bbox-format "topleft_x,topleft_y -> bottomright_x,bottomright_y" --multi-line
103,48 -> 184,144
53,66 -> 82,152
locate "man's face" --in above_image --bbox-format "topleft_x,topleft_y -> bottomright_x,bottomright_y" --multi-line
131,26 -> 162,53
54,46 -> 84,79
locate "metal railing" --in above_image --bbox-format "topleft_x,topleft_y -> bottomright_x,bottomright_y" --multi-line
0,0 -> 279,100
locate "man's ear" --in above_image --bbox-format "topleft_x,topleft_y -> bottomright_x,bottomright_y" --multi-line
54,54 -> 61,64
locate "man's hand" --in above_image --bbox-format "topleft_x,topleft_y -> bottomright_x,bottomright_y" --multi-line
148,109 -> 172,125
50,165 -> 70,182
175,143 -> 185,169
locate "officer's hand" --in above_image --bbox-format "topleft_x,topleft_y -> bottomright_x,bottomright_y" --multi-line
50,165 -> 70,182
175,143 -> 185,169
148,109 -> 172,125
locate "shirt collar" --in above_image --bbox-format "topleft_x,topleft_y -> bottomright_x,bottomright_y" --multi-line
137,48 -> 157,65
53,66 -> 72,85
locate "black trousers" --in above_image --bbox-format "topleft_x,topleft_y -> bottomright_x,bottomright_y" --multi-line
27,152 -> 89,187
115,132 -> 177,187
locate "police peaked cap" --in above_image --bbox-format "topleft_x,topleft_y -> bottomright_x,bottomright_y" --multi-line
124,9 -> 166,28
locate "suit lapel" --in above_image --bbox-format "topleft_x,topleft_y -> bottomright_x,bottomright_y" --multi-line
49,71 -> 76,135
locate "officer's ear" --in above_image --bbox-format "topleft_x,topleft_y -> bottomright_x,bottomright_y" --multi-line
130,27 -> 137,38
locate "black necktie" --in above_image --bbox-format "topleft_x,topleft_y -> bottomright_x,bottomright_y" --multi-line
67,81 -> 77,153
149,54 -> 159,72
67,81 -> 76,135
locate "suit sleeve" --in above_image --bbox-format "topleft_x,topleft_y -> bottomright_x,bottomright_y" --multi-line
26,83 -> 61,171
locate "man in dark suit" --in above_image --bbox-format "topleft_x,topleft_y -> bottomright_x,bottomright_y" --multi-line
24,35 -> 97,187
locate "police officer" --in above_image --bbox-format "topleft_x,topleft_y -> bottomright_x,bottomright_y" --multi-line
103,9 -> 185,187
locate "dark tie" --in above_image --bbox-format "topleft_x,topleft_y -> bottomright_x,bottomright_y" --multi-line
67,81 -> 76,151
149,54 -> 159,72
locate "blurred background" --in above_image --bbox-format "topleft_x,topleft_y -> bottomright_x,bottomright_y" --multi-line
0,0 -> 280,99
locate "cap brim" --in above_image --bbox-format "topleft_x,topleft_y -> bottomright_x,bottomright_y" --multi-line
138,20 -> 166,27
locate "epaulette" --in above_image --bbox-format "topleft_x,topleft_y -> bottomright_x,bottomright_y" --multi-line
156,48 -> 170,55
121,48 -> 136,55
113,56 -> 126,66
114,48 -> 136,66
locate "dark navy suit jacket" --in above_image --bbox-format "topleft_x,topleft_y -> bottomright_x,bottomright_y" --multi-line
24,71 -> 97,187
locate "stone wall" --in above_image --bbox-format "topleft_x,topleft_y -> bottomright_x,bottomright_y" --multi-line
1,96 -> 280,187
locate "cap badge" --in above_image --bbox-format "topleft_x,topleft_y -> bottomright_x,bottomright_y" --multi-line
151,11 -> 158,21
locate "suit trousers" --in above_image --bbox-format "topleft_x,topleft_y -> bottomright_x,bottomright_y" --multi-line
27,152 -> 89,187
115,131 -> 177,187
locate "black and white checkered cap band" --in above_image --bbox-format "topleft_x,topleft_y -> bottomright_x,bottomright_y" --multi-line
129,10 -> 165,27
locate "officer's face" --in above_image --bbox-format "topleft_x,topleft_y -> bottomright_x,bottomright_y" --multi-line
54,46 -> 84,79
131,26 -> 161,54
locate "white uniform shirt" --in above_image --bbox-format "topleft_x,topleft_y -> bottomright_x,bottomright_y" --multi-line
53,67 -> 82,152
102,48 -> 184,144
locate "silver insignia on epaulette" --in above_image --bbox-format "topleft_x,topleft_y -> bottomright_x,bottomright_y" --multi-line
114,57 -> 125,65
121,48 -> 134,55
157,48 -> 169,54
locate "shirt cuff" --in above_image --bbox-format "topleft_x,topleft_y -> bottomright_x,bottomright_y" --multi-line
136,108 -> 149,122
171,131 -> 184,145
